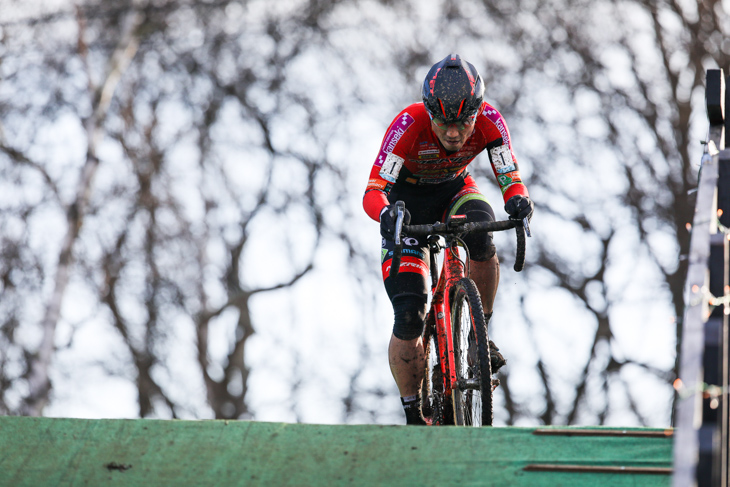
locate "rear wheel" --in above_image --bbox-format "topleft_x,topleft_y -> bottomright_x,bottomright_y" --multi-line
450,278 -> 493,426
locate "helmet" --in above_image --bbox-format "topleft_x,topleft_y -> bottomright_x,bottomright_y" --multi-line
422,54 -> 485,124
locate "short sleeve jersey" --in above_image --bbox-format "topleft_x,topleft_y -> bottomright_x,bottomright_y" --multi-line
362,101 -> 528,221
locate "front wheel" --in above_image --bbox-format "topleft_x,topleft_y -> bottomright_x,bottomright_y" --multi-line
450,278 -> 493,426
421,313 -> 453,425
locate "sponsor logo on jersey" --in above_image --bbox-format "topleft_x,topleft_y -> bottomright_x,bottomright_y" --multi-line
419,174 -> 461,185
383,247 -> 424,262
417,148 -> 440,160
499,171 -> 523,194
497,174 -> 513,186
382,255 -> 429,278
482,107 -> 510,145
385,128 -> 405,154
502,171 -> 522,184
418,167 -> 462,176
367,178 -> 388,191
375,112 -> 415,168
402,238 -> 420,248
417,155 -> 475,168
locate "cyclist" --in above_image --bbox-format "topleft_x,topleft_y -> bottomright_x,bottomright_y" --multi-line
363,54 -> 533,425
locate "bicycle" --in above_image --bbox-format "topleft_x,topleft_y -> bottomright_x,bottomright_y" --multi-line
389,200 -> 529,426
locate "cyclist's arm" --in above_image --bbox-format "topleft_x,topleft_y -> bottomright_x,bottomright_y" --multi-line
363,172 -> 391,221
363,107 -> 420,221
478,104 -> 529,203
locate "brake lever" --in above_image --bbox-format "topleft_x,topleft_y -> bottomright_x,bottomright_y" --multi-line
394,201 -> 406,245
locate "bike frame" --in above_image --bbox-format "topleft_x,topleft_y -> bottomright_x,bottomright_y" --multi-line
426,228 -> 470,424
390,199 -> 528,425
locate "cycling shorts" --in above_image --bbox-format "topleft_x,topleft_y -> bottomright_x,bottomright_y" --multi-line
380,174 -> 496,340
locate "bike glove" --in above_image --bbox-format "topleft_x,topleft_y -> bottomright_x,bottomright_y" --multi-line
505,195 -> 534,220
379,204 -> 411,240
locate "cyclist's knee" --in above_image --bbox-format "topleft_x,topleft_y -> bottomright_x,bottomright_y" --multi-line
392,293 -> 428,340
462,209 -> 496,261
470,242 -> 496,262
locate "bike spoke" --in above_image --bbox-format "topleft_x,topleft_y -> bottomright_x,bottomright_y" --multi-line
422,319 -> 453,425
451,278 -> 493,427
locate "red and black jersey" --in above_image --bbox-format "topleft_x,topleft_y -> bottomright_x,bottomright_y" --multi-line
363,101 -> 529,221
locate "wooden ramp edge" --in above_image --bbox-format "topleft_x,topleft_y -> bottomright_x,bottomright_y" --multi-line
0,416 -> 673,486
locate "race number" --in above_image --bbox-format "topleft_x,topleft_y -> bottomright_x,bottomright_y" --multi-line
379,153 -> 405,183
489,144 -> 515,174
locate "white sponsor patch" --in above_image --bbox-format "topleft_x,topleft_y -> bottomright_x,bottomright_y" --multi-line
489,144 -> 515,174
379,153 -> 405,182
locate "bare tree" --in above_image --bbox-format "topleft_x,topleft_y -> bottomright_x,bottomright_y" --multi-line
456,0 -> 729,425
0,0 -> 726,425
0,0 -> 368,418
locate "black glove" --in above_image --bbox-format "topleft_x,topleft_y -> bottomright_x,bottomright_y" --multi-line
379,204 -> 411,240
505,195 -> 534,220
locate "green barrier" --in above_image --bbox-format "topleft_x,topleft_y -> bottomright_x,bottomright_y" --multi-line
0,416 -> 672,486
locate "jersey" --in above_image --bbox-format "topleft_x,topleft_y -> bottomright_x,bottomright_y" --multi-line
362,101 -> 528,221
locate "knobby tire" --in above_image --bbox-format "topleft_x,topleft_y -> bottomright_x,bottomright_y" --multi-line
421,313 -> 453,425
450,278 -> 493,426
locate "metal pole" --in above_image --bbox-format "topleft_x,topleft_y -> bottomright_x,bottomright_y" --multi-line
673,69 -> 725,487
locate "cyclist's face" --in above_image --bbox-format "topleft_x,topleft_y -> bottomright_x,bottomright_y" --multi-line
430,116 -> 475,152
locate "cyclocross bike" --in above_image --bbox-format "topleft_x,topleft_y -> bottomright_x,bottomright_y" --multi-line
389,200 -> 529,426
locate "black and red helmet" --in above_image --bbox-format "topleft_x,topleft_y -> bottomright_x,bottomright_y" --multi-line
422,54 -> 485,124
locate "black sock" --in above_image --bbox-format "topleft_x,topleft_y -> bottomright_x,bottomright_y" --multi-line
482,314 -> 506,371
401,394 -> 427,425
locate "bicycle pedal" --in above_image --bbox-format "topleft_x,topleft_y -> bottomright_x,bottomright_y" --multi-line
491,378 -> 501,392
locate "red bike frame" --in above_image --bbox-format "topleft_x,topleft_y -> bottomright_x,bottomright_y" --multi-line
426,219 -> 470,420
390,200 -> 528,425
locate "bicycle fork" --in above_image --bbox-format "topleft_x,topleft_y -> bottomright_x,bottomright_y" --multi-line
430,246 -> 472,409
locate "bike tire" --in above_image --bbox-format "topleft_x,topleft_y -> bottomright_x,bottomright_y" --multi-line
421,313 -> 453,425
450,278 -> 493,426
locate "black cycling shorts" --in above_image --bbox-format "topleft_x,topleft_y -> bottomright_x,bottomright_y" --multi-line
380,174 -> 496,340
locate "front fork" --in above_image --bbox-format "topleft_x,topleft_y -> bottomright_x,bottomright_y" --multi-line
427,240 -> 467,409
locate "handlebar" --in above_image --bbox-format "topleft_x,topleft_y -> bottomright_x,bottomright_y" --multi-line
402,218 -> 520,237
389,200 -> 530,277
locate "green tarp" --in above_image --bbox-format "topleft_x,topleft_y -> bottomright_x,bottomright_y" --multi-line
0,416 -> 672,486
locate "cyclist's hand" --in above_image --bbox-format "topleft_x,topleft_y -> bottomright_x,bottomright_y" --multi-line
379,204 -> 411,240
505,195 -> 534,220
